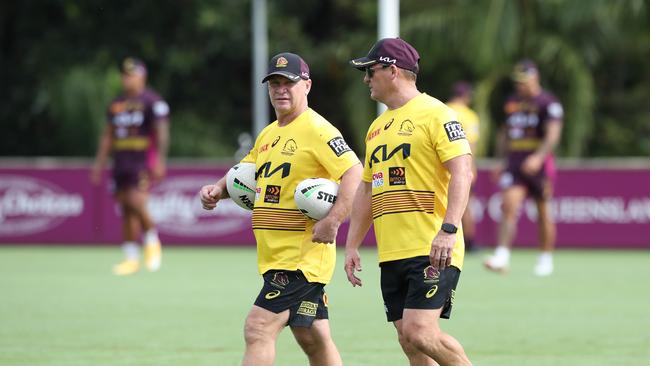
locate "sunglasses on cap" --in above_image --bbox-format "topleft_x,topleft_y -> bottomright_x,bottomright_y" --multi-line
365,64 -> 391,78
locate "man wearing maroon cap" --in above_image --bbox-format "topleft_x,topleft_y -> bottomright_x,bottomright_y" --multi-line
200,52 -> 361,366
484,60 -> 564,277
345,38 -> 474,365
91,57 -> 169,276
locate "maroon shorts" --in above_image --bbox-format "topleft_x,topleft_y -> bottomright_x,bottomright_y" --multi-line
111,159 -> 150,192
499,166 -> 552,200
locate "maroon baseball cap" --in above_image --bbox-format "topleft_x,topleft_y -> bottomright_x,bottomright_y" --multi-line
121,57 -> 147,75
350,37 -> 420,74
511,59 -> 539,82
262,52 -> 310,83
452,81 -> 473,97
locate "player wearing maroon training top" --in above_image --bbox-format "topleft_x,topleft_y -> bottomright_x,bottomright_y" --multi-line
485,60 -> 563,276
91,57 -> 170,276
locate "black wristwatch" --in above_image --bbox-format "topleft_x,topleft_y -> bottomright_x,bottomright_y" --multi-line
441,223 -> 458,234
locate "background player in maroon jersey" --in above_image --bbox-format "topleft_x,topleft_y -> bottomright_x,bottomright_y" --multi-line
91,58 -> 170,275
485,60 -> 563,276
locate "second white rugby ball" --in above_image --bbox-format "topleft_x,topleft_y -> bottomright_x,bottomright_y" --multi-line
226,162 -> 257,211
294,178 -> 339,220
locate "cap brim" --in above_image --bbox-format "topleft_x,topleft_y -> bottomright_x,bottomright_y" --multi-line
349,57 -> 378,71
122,68 -> 147,76
262,71 -> 302,83
511,72 -> 534,83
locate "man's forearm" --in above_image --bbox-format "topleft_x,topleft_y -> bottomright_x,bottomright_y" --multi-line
443,155 -> 473,226
156,121 -> 170,163
215,175 -> 229,199
345,182 -> 373,251
94,132 -> 112,168
534,120 -> 562,158
325,164 -> 362,225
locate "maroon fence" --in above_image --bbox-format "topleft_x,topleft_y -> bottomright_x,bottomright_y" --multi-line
1,160 -> 648,248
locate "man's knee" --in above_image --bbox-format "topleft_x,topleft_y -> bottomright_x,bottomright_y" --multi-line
402,322 -> 442,353
293,329 -> 322,356
397,331 -> 421,357
501,198 -> 521,218
244,315 -> 273,345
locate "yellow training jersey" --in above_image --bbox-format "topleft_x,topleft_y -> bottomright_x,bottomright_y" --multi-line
363,93 -> 471,269
242,108 -> 360,284
447,101 -> 480,146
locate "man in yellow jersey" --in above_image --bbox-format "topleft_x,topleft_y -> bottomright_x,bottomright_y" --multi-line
447,81 -> 480,253
346,38 -> 474,366
199,52 -> 361,366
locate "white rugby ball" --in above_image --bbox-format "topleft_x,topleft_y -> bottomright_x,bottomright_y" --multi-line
294,178 -> 339,221
226,163 -> 257,211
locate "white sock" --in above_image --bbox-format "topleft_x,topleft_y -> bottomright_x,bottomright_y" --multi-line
144,229 -> 160,246
122,242 -> 140,261
538,252 -> 553,264
495,246 -> 511,261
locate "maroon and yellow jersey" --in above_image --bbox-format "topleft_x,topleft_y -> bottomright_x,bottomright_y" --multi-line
107,88 -> 169,171
503,90 -> 563,168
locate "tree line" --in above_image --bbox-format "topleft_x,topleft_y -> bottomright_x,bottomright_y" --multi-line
1,0 -> 647,158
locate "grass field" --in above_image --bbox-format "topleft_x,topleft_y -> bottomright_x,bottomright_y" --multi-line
1,246 -> 649,366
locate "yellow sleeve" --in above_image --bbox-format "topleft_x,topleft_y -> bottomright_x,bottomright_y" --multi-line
430,106 -> 472,163
314,123 -> 360,180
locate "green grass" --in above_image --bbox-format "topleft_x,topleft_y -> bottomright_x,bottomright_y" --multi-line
1,246 -> 649,366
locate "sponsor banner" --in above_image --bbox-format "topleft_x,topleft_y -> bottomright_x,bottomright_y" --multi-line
470,169 -> 650,247
0,169 -> 94,243
0,164 -> 649,248
0,166 -> 255,245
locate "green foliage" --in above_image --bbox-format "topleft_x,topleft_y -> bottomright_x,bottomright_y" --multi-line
169,110 -> 237,157
0,0 -> 647,157
45,66 -> 120,155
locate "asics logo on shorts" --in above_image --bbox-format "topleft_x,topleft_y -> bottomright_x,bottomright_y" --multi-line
425,285 -> 439,298
265,290 -> 281,299
424,265 -> 440,298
